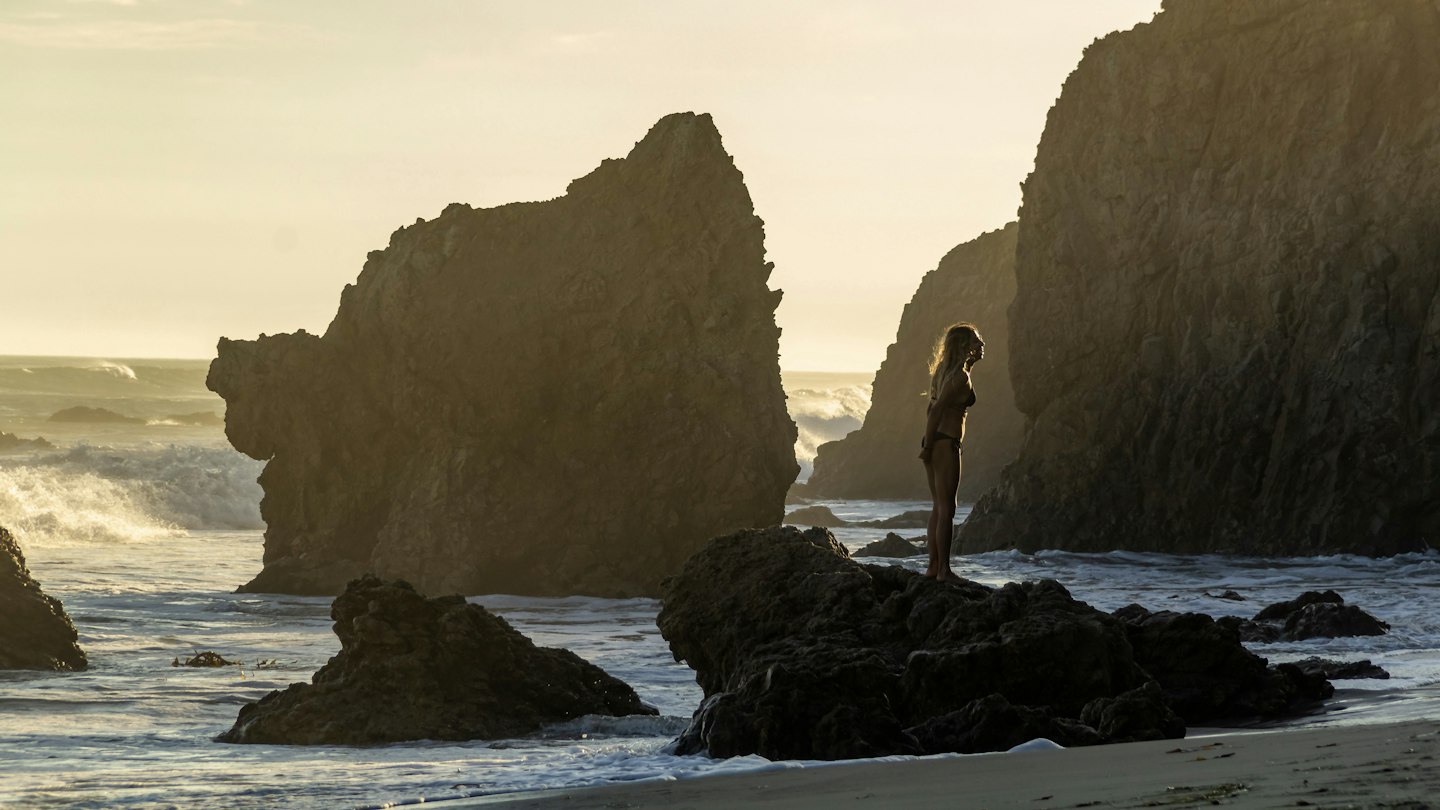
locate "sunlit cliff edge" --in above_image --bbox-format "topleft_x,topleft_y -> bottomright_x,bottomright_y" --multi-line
963,0 -> 1440,556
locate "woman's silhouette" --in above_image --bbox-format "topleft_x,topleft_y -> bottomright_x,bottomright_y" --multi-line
918,322 -> 984,581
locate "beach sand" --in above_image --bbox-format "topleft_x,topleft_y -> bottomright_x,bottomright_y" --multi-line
440,720 -> 1438,809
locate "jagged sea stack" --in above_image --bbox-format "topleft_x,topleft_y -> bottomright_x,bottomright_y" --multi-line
209,113 -> 798,596
0,526 -> 87,671
962,1 -> 1440,556
805,224 -> 1022,501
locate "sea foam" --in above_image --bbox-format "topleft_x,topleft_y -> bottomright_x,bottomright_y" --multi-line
786,382 -> 872,480
0,443 -> 263,545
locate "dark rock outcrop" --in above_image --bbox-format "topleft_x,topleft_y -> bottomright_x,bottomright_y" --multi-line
962,1 -> 1440,557
48,406 -> 142,424
806,224 -> 1024,501
1112,605 -> 1332,722
1079,681 -> 1186,744
1204,590 -> 1246,602
1253,590 -> 1343,621
854,532 -> 923,558
852,509 -> 931,529
220,576 -> 655,745
782,505 -> 847,527
1228,591 -> 1390,642
657,526 -> 1319,761
0,432 -> 53,452
0,526 -> 87,671
208,113 -> 798,597
907,693 -> 1103,755
1284,605 -> 1391,640
1290,657 -> 1390,681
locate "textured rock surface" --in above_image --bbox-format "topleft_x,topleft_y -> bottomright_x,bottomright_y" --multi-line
0,526 -> 87,671
208,113 -> 797,596
962,1 -> 1440,556
853,532 -> 923,558
0,432 -> 53,453
805,224 -> 1023,501
1112,605 -> 1332,722
1233,590 -> 1390,642
1291,657 -> 1390,681
782,505 -> 847,527
48,406 -> 142,424
220,576 -> 655,744
657,526 -> 1319,761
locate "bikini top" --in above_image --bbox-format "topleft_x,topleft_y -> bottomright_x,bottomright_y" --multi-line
929,382 -> 976,411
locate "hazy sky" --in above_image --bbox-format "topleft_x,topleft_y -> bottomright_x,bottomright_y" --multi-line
2,0 -> 1160,372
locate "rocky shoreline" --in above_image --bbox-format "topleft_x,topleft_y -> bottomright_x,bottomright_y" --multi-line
655,526 -> 1366,761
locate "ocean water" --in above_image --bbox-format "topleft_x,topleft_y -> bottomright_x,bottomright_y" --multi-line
1,356 -> 1438,809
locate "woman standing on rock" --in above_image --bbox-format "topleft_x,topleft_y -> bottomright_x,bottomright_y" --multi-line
918,322 -> 984,581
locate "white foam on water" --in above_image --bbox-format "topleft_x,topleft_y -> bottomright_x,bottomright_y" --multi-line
89,360 -> 139,381
782,376 -> 872,480
0,443 -> 263,545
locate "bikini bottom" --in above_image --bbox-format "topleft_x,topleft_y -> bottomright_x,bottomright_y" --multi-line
926,432 -> 962,453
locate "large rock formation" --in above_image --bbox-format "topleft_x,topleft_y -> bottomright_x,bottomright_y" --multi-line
963,1 -> 1440,556
804,224 -> 1023,501
657,526 -> 1321,761
209,113 -> 798,596
0,526 -> 87,671
220,576 -> 656,744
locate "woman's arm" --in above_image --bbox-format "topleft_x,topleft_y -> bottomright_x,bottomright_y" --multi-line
919,372 -> 973,460
920,399 -> 943,460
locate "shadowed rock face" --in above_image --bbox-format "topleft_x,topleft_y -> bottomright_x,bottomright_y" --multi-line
220,576 -> 656,745
657,526 -> 1318,761
208,113 -> 798,597
805,224 -> 1023,501
0,526 -> 87,671
963,1 -> 1440,556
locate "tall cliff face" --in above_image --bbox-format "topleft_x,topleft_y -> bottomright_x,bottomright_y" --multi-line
805,224 -> 1022,501
962,1 -> 1440,556
209,113 -> 798,597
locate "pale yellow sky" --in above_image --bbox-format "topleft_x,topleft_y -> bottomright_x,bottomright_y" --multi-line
1,0 -> 1160,372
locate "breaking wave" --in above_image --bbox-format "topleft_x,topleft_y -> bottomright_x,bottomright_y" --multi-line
0,444 -> 264,546
786,384 -> 872,480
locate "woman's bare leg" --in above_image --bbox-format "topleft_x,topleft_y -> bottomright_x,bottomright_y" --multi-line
923,454 -> 940,577
932,440 -> 961,581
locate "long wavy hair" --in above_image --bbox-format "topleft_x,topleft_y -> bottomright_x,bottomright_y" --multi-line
928,322 -> 982,399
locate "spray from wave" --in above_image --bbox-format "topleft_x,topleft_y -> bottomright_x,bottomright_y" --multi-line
784,380 -> 872,482
0,444 -> 264,546
89,360 -> 139,381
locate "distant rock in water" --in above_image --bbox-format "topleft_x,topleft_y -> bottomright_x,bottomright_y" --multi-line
806,224 -> 1023,501
159,411 -> 223,427
0,432 -> 53,453
1110,604 -> 1331,722
48,406 -> 142,425
208,113 -> 798,597
853,532 -> 923,558
963,1 -> 1440,557
656,526 -> 1320,761
852,509 -> 930,529
782,504 -> 847,527
0,526 -> 87,671
1228,590 -> 1390,642
220,576 -> 656,745
1289,657 -> 1390,681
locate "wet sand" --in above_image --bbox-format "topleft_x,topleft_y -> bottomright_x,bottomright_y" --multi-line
439,719 -> 1439,809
